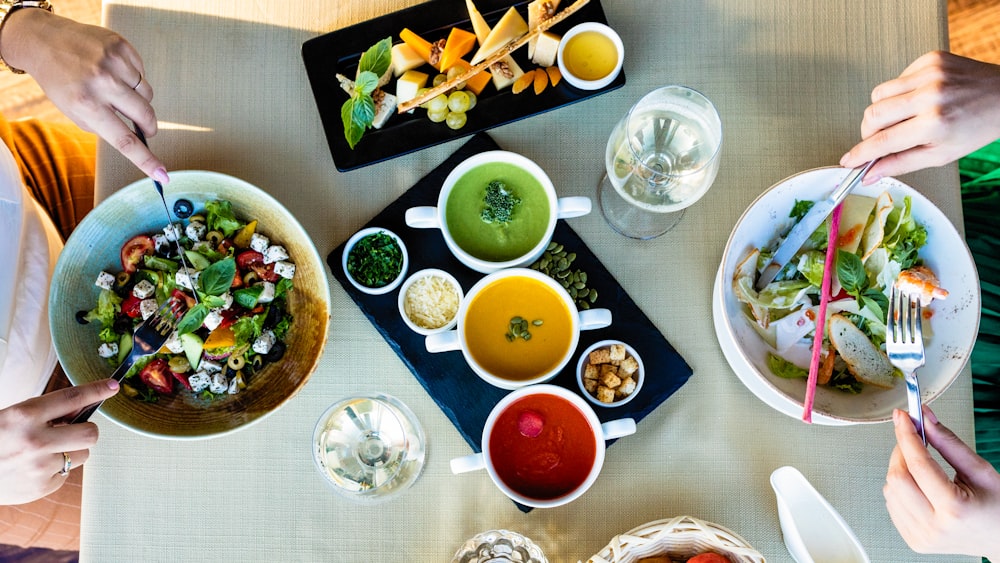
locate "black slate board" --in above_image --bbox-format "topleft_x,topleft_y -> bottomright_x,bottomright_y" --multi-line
327,133 -> 693,508
302,0 -> 626,172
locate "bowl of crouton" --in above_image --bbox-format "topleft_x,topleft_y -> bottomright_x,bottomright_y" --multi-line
576,340 -> 643,408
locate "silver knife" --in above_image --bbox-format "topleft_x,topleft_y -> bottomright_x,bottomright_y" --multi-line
755,160 -> 877,291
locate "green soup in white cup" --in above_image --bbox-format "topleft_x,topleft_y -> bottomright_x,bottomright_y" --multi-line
405,151 -> 591,274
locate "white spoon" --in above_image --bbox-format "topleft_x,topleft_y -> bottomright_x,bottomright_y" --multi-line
770,466 -> 870,563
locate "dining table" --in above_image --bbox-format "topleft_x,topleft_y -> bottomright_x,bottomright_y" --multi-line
84,0 -> 978,561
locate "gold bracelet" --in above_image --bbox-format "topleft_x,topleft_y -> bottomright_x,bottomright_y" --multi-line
0,0 -> 53,74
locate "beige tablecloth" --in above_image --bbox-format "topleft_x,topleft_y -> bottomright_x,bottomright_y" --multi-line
85,1 -> 975,561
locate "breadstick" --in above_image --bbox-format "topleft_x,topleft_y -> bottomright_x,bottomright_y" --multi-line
396,0 -> 590,113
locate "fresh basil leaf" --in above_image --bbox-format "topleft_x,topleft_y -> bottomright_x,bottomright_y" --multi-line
200,294 -> 227,309
355,71 -> 378,96
357,37 -> 392,79
836,250 -> 867,294
862,288 -> 889,318
198,257 -> 236,296
342,95 -> 374,150
177,303 -> 209,335
234,286 -> 264,309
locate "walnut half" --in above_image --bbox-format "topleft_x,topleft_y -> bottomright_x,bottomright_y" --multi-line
491,60 -> 514,79
429,39 -> 446,67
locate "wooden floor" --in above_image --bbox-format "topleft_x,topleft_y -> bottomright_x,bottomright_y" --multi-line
0,0 -> 999,124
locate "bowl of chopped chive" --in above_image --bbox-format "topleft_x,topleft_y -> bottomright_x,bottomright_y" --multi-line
342,227 -> 408,295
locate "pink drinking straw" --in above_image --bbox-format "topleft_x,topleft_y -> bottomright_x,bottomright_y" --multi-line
802,203 -> 844,423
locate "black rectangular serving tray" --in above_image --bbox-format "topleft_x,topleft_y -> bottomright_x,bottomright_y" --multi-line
302,0 -> 626,171
327,133 -> 693,465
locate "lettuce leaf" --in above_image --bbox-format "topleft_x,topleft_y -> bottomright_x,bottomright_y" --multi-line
205,200 -> 243,237
84,289 -> 123,328
767,353 -> 808,379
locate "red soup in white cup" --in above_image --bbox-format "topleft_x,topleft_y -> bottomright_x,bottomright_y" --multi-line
450,384 -> 635,508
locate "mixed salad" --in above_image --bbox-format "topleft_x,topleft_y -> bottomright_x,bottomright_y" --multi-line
733,190 -> 936,393
81,199 -> 295,402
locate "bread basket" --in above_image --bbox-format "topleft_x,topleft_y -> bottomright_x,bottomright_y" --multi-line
583,515 -> 765,563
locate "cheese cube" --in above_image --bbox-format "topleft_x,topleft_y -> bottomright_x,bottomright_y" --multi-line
227,377 -> 241,395
250,233 -> 270,253
252,330 -> 276,355
531,31 -> 561,67
95,271 -> 115,290
153,234 -> 170,254
219,292 -> 233,310
256,281 -> 275,304
139,298 -> 158,320
209,372 -> 229,394
263,245 -> 288,264
185,221 -> 207,242
392,43 -> 425,77
175,269 -> 200,291
163,223 -> 182,242
164,331 -> 184,354
199,359 -> 223,373
273,261 -> 296,280
490,56 -> 524,90
132,279 -> 156,299
202,309 -> 223,331
189,371 -> 211,392
98,342 -> 118,359
395,70 -> 429,114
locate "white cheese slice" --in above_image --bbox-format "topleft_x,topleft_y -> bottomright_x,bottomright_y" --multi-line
531,31 -> 561,67
470,7 -> 528,64
395,69 -> 429,113
391,43 -> 425,77
489,55 -> 524,90
527,0 -> 561,58
466,0 -> 492,44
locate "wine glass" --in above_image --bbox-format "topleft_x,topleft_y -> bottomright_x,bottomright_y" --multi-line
598,85 -> 723,239
312,393 -> 426,503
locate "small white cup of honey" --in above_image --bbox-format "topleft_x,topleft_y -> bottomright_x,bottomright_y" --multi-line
557,22 -> 624,91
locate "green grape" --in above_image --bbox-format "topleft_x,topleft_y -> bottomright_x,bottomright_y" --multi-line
432,74 -> 447,88
445,111 -> 467,130
445,66 -> 467,90
447,91 -> 471,113
465,91 -> 478,111
417,88 -> 432,109
427,94 -> 449,113
428,107 -> 448,123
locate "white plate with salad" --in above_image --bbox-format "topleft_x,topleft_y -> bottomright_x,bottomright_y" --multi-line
714,167 -> 980,424
49,171 -> 331,439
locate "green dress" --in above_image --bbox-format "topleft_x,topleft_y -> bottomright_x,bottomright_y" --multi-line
960,140 -> 1000,470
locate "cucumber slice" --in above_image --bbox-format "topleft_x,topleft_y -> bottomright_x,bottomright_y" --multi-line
179,332 -> 204,370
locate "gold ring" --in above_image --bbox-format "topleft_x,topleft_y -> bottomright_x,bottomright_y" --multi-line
131,73 -> 142,90
58,452 -> 71,476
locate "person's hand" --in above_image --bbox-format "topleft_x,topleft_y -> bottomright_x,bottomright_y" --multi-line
840,50 -> 1000,183
0,8 -> 168,183
884,406 -> 1000,560
0,379 -> 119,505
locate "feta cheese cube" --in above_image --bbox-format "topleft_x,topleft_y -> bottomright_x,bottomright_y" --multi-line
273,261 -> 296,280
256,281 -> 275,304
164,331 -> 184,354
209,372 -> 229,394
199,359 -> 223,373
132,279 -> 156,299
263,245 -> 289,265
163,222 -> 183,242
227,377 -> 241,395
219,292 -> 233,310
152,234 -> 170,254
95,271 -> 116,290
252,330 -> 276,355
250,233 -> 270,253
184,221 -> 207,242
175,269 -> 200,291
97,342 -> 118,358
139,298 -> 158,320
189,371 -> 211,392
202,309 -> 223,331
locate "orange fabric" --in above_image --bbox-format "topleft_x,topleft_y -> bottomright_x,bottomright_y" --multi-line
0,112 -> 96,551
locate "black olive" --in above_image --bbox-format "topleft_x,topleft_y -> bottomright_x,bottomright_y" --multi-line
75,310 -> 90,324
113,316 -> 133,333
173,198 -> 194,219
264,341 -> 286,362
263,302 -> 284,329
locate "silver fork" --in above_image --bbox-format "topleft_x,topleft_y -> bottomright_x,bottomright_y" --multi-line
886,285 -> 927,445
71,297 -> 188,423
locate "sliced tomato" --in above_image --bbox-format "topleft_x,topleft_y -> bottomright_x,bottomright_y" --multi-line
171,370 -> 192,391
229,270 -> 244,289
218,239 -> 235,255
139,358 -> 174,394
120,235 -> 154,273
171,289 -> 196,309
217,308 -> 242,330
236,250 -> 279,282
121,294 -> 144,318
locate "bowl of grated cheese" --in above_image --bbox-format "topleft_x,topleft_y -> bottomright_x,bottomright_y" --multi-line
398,268 -> 464,335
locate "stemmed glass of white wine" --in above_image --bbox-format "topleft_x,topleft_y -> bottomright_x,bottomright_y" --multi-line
598,85 -> 723,239
312,393 -> 426,503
